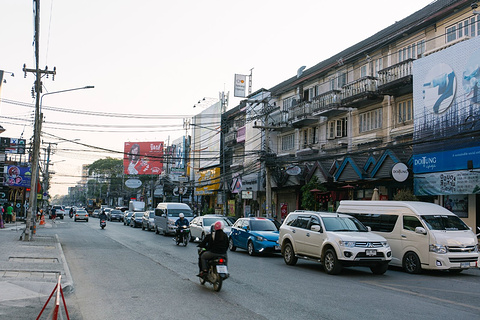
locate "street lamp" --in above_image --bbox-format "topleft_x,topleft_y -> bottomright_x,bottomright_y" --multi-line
25,86 -> 94,240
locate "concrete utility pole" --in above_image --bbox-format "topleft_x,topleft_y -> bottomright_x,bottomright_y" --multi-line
23,0 -> 56,241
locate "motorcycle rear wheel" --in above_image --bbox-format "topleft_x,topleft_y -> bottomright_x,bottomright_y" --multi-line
213,278 -> 223,292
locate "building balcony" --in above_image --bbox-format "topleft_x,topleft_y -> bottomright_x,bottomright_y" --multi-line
377,59 -> 414,96
225,131 -> 237,146
288,101 -> 318,127
311,90 -> 348,117
341,76 -> 381,108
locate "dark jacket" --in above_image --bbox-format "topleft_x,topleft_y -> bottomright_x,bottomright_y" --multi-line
198,230 -> 228,254
99,213 -> 107,221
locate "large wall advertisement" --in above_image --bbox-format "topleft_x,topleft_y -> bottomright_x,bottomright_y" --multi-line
413,36 -> 480,195
123,141 -> 164,175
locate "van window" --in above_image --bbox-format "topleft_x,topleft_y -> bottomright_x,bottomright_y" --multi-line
344,213 -> 398,232
403,216 -> 423,231
167,209 -> 193,217
421,215 -> 469,231
155,208 -> 165,217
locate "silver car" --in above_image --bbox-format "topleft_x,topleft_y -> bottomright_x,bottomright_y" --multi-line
189,215 -> 232,242
142,211 -> 156,231
74,209 -> 89,222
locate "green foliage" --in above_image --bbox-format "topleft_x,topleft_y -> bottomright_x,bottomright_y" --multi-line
393,189 -> 418,201
87,157 -> 123,176
300,176 -> 326,210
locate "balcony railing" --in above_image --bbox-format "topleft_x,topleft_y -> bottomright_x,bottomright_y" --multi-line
225,131 -> 237,145
341,76 -> 378,100
311,90 -> 341,114
377,59 -> 414,86
288,101 -> 312,122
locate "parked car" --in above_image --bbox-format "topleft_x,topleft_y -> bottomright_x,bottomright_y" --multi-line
154,203 -> 194,235
190,215 -> 232,242
50,205 -> 66,219
142,211 -> 156,231
74,209 -> 89,222
229,217 -> 280,256
123,211 -> 134,226
279,210 -> 392,275
108,209 -> 123,222
130,212 -> 144,228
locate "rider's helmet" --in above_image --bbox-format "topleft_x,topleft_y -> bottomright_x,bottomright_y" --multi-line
179,213 -> 184,218
213,220 -> 224,231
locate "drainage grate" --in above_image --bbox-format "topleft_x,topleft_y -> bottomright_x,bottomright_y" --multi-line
0,270 -> 59,279
9,257 -> 59,263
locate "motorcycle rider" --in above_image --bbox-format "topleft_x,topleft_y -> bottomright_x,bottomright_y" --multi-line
69,207 -> 74,218
175,213 -> 189,242
99,209 -> 107,227
197,220 -> 228,277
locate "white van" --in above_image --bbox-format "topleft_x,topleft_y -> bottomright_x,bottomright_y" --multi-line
154,203 -> 194,236
337,201 -> 479,274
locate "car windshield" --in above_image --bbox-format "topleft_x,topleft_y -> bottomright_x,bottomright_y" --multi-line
250,219 -> 277,231
421,215 -> 470,231
167,209 -> 193,217
322,216 -> 368,232
203,217 -> 232,226
111,210 -> 122,214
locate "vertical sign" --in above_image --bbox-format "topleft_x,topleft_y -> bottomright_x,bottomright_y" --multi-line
234,74 -> 247,97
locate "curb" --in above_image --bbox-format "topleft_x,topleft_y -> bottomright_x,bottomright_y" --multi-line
54,234 -> 74,294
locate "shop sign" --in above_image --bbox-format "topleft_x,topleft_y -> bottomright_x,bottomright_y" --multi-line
286,166 -> 301,176
391,163 -> 409,182
125,179 -> 142,189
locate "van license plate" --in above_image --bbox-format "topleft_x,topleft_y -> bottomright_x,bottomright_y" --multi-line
460,262 -> 471,268
365,249 -> 377,256
216,265 -> 228,274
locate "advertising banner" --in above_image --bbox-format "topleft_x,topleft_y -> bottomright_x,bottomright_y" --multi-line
414,170 -> 480,196
4,165 -> 31,187
195,167 -> 220,195
0,137 -> 26,154
123,141 -> 164,175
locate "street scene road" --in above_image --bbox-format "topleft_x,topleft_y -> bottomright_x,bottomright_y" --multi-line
46,218 -> 480,320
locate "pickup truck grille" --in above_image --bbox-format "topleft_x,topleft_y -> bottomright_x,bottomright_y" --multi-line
355,242 -> 383,248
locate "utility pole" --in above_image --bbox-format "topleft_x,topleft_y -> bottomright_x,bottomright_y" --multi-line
24,0 -> 56,241
220,91 -> 229,215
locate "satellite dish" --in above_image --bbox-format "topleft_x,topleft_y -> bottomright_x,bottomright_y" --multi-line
297,66 -> 306,78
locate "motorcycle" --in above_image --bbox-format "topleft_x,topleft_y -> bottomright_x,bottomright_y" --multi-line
197,248 -> 229,292
100,219 -> 106,230
175,225 -> 190,246
69,211 -> 73,218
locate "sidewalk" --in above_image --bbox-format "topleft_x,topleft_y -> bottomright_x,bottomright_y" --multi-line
0,219 -> 73,318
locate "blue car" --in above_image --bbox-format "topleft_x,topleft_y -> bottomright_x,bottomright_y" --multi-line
228,217 -> 280,256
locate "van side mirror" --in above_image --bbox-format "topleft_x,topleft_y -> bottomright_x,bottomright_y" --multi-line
310,224 -> 322,233
415,226 -> 427,235
367,226 -> 372,232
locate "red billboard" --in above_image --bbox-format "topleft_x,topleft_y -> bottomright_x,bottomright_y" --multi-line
123,141 -> 164,175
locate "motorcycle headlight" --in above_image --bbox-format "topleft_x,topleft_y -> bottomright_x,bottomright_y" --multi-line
429,244 -> 447,254
339,240 -> 355,247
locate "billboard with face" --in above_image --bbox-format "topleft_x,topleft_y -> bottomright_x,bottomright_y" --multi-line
123,141 -> 164,175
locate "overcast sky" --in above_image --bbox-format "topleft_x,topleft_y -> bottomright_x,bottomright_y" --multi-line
0,0 -> 434,197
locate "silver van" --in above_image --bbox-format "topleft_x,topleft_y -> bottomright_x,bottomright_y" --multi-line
337,201 -> 479,274
154,203 -> 194,236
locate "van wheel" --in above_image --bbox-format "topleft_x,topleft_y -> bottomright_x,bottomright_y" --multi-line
403,251 -> 422,274
323,249 -> 342,275
155,227 -> 159,234
370,262 -> 389,275
283,242 -> 297,266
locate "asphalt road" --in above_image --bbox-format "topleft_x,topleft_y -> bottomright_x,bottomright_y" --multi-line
52,217 -> 480,320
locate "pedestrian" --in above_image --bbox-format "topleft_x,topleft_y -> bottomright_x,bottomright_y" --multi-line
0,204 -> 4,228
51,206 -> 57,223
6,203 -> 13,223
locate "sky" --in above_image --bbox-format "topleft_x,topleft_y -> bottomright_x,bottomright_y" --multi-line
0,0 -> 435,197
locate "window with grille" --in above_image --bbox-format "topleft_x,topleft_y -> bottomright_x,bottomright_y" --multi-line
328,118 -> 347,139
281,133 -> 295,151
397,100 -> 413,123
359,109 -> 383,133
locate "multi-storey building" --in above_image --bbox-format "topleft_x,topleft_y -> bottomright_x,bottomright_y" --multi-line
247,0 -> 480,229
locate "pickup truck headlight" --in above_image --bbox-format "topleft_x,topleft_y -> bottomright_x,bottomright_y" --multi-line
429,244 -> 447,254
339,240 -> 355,247
382,241 -> 390,248
167,220 -> 175,226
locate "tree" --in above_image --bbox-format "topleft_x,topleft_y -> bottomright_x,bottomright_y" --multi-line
393,189 -> 418,201
300,176 -> 326,210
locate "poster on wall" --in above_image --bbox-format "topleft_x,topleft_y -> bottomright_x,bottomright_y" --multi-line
443,194 -> 468,218
4,165 -> 31,187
